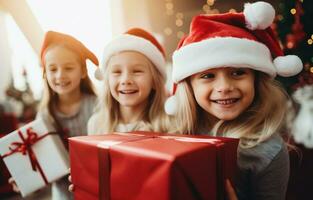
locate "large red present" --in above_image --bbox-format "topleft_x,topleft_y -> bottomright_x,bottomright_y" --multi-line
69,132 -> 238,200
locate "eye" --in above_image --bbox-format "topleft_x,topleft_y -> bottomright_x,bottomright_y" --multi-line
111,70 -> 121,75
200,73 -> 215,79
47,66 -> 57,72
65,66 -> 74,71
133,69 -> 144,74
231,69 -> 246,76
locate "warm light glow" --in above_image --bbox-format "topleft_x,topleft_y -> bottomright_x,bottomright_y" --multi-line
203,4 -> 210,12
207,0 -> 215,6
308,39 -> 313,45
175,19 -> 183,27
164,28 -> 172,35
24,0 -> 112,90
310,67 -> 313,73
166,3 -> 174,10
229,9 -> 237,13
287,42 -> 294,49
290,8 -> 297,15
311,34 -> 313,40
277,15 -> 284,21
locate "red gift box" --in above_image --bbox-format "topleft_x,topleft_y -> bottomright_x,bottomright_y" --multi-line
69,132 -> 238,200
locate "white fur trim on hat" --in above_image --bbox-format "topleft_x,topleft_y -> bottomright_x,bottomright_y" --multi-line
244,1 -> 275,30
172,37 -> 276,83
96,34 -> 166,80
164,95 -> 178,115
274,55 -> 303,77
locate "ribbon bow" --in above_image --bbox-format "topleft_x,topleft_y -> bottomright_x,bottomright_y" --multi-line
1,128 -> 51,185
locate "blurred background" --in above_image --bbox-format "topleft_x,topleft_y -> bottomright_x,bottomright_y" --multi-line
0,0 -> 312,199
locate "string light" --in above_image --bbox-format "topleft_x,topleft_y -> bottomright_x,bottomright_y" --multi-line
310,67 -> 313,73
308,39 -> 313,45
277,14 -> 284,21
229,9 -> 237,13
175,19 -> 183,27
290,8 -> 296,15
311,34 -> 313,40
165,2 -> 174,10
207,0 -> 215,6
203,4 -> 210,13
164,27 -> 172,36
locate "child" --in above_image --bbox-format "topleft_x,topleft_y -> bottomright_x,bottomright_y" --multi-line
10,31 -> 99,200
88,28 -> 171,134
165,2 -> 303,200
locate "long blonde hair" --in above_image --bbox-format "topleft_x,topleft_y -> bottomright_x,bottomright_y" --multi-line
174,72 -> 288,148
38,44 -> 96,136
88,52 -> 171,134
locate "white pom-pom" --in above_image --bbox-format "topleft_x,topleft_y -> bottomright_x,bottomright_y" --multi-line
274,55 -> 303,77
94,68 -> 103,80
164,95 -> 178,115
244,1 -> 275,30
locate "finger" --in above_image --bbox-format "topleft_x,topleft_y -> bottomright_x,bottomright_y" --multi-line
225,179 -> 238,200
68,184 -> 75,192
8,177 -> 15,184
68,175 -> 72,183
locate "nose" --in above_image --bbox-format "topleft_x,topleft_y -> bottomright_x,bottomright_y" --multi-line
214,75 -> 234,93
120,72 -> 133,85
55,68 -> 66,79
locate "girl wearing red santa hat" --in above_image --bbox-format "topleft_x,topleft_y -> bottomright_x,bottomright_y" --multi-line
9,31 -> 99,200
165,1 -> 303,200
87,27 -> 172,134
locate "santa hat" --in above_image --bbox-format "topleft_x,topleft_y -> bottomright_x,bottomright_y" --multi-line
165,1 -> 303,115
95,28 -> 166,80
40,31 -> 99,67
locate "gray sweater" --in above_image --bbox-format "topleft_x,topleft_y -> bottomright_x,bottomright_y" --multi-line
235,134 -> 290,200
36,94 -> 97,200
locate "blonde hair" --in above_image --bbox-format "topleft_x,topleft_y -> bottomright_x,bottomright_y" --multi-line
88,51 -> 171,134
174,72 -> 288,148
38,44 -> 96,132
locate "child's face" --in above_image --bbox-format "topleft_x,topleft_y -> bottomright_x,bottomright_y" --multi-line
190,67 -> 255,121
107,51 -> 154,110
44,46 -> 86,96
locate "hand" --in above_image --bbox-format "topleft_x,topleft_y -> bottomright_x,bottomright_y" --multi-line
225,179 -> 238,200
68,168 -> 75,192
8,177 -> 20,193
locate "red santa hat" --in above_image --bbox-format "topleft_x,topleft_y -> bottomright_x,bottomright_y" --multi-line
95,28 -> 166,80
40,31 -> 99,67
165,1 -> 303,115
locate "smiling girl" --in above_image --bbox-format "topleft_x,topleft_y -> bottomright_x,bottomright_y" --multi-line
88,28 -> 171,134
165,2 -> 303,199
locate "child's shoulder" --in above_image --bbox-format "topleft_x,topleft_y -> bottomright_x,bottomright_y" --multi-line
237,134 -> 288,174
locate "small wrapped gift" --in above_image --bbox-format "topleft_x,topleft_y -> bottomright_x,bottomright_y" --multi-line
69,132 -> 238,200
0,118 -> 69,197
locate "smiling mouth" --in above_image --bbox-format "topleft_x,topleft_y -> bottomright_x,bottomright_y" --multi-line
212,98 -> 239,105
56,82 -> 70,87
119,90 -> 138,94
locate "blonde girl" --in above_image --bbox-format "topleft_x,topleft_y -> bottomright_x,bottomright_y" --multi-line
88,28 -> 171,134
10,31 -> 99,200
165,2 -> 303,200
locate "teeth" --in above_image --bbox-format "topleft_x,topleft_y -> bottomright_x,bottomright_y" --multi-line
120,90 -> 137,94
215,99 -> 237,105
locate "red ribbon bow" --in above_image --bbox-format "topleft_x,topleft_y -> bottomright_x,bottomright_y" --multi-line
1,128 -> 51,185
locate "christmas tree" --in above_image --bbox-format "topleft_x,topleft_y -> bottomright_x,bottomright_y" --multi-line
276,0 -> 313,92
